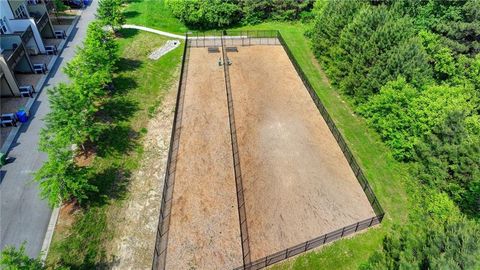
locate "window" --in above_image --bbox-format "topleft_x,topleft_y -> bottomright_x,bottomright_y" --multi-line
0,18 -> 8,34
14,5 -> 29,19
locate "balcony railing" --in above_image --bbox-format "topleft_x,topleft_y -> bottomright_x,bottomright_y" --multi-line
19,25 -> 34,44
27,0 -> 54,12
6,44 -> 27,69
36,12 -> 49,31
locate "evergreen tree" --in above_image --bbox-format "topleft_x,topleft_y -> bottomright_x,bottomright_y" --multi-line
361,193 -> 480,270
415,110 -> 480,214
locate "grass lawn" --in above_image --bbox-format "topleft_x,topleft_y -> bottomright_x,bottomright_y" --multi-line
123,0 -> 188,34
45,29 -> 183,268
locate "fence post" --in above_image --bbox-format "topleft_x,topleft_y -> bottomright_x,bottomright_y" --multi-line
355,222 -> 359,232
341,227 -> 345,237
369,217 -> 374,227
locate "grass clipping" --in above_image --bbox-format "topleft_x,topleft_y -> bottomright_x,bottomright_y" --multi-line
148,40 -> 180,60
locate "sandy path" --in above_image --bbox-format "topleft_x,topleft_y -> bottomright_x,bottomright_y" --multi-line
108,84 -> 178,269
165,47 -> 243,269
227,45 -> 376,261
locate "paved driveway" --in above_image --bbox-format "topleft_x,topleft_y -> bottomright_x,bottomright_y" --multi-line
0,0 -> 99,257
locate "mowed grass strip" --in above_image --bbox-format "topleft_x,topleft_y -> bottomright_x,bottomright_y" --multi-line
46,30 -> 183,268
123,0 -> 188,34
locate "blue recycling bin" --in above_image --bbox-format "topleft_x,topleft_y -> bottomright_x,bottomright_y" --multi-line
83,0 -> 90,6
16,110 -> 28,123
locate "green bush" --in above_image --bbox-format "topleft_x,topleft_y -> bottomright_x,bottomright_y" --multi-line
167,0 -> 241,29
166,0 -> 314,28
361,193 -> 480,270
0,244 -> 44,270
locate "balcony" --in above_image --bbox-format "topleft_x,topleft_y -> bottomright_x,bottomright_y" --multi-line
28,0 -> 55,12
16,25 -> 34,45
7,46 -> 28,69
35,12 -> 49,31
0,36 -> 26,69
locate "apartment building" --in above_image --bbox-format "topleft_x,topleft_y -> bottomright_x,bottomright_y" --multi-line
0,0 -> 61,97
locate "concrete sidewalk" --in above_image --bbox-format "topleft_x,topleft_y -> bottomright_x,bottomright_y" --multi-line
0,0 -> 99,257
122,24 -> 186,39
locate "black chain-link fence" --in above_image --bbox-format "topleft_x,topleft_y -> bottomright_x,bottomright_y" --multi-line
221,35 -> 252,266
277,32 -> 384,218
232,32 -> 385,270
188,30 -> 280,47
152,34 -> 189,270
234,216 -> 383,270
152,31 -> 385,270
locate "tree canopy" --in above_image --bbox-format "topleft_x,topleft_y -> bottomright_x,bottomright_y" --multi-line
97,0 -> 125,31
166,0 -> 315,29
310,0 -> 480,215
0,244 -> 44,270
35,22 -> 118,206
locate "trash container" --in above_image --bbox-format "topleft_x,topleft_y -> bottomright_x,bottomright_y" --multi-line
16,110 -> 28,123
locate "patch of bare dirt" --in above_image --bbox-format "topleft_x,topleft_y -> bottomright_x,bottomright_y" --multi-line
106,85 -> 178,270
52,200 -> 80,242
75,148 -> 96,167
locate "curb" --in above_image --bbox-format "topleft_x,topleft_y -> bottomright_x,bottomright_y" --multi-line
37,14 -> 82,262
0,15 -> 81,155
40,206 -> 60,262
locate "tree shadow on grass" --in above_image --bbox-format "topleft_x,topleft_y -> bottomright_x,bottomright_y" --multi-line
118,28 -> 140,39
86,165 -> 132,207
111,75 -> 138,96
117,57 -> 142,72
123,10 -> 140,19
96,124 -> 139,158
100,96 -> 139,122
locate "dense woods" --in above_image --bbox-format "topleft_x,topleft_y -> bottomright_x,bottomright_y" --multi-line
165,0 -> 315,28
360,193 -> 480,269
309,0 -> 480,268
310,0 -> 479,216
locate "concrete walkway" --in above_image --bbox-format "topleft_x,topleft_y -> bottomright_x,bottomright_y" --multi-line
0,0 -> 99,257
122,24 -> 186,39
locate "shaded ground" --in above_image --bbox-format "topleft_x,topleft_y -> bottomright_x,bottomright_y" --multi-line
227,45 -> 376,261
107,85 -> 177,270
165,47 -> 243,269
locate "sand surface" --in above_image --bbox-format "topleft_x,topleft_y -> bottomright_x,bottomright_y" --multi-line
165,47 -> 243,270
227,45 -> 376,260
